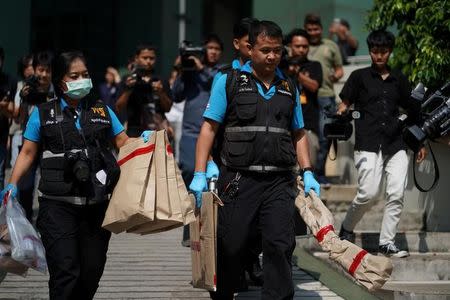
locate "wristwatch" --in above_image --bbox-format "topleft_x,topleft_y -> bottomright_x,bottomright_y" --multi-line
300,167 -> 314,177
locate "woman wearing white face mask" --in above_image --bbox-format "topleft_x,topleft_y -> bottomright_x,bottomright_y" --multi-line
0,51 -> 152,299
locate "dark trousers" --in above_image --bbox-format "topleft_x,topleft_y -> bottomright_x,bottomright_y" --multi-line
212,168 -> 297,300
179,135 -> 197,242
36,198 -> 111,300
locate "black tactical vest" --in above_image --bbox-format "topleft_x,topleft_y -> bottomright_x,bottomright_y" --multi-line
220,70 -> 297,172
38,99 -> 117,202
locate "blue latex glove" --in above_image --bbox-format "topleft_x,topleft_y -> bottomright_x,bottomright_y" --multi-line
140,130 -> 154,143
0,183 -> 18,203
206,160 -> 220,180
303,171 -> 321,197
189,172 -> 208,208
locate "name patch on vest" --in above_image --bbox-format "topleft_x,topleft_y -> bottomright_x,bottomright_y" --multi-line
238,87 -> 253,93
45,120 -> 56,125
90,118 -> 110,124
278,89 -> 293,97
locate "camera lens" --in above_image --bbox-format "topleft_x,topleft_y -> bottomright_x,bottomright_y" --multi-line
73,160 -> 90,182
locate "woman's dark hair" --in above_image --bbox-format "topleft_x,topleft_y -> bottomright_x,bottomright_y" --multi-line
248,20 -> 283,46
204,33 -> 224,50
286,28 -> 310,45
52,51 -> 87,97
367,30 -> 395,50
233,17 -> 259,39
32,51 -> 53,69
135,44 -> 157,56
17,54 -> 33,78
304,13 -> 322,28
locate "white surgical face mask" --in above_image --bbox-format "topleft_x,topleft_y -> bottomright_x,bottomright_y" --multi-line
64,78 -> 92,99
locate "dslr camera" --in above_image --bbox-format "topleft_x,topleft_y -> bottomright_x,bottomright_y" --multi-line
179,41 -> 205,71
64,150 -> 91,183
130,65 -> 159,86
22,75 -> 48,105
403,82 -> 450,152
324,109 -> 362,141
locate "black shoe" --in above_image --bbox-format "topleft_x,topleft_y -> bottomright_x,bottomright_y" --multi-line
338,226 -> 355,243
235,270 -> 248,292
181,239 -> 190,247
246,260 -> 263,286
379,243 -> 409,258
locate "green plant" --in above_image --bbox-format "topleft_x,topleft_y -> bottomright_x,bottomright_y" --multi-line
367,0 -> 450,90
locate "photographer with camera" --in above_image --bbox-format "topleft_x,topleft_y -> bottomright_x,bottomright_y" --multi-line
0,51 -> 152,299
172,34 -> 223,246
12,51 -> 55,221
115,44 -> 173,137
337,30 -> 426,258
0,46 -> 17,191
286,28 -> 323,168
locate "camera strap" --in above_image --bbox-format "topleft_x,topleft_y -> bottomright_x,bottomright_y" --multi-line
328,139 -> 338,161
413,141 -> 439,192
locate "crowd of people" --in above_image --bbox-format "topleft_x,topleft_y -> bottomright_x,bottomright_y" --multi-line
0,12 -> 427,300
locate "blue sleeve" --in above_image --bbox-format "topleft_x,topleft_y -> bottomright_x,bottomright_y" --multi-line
107,106 -> 125,136
23,107 -> 41,142
203,74 -> 228,124
291,88 -> 305,130
211,71 -> 223,89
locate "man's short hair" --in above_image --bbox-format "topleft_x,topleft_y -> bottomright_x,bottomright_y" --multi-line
367,30 -> 395,50
33,51 -> 53,69
233,17 -> 259,39
248,20 -> 283,46
204,33 -> 224,50
286,28 -> 310,45
135,44 -> 157,56
304,13 -> 322,28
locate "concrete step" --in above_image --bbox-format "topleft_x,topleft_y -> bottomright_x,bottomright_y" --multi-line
297,231 -> 450,253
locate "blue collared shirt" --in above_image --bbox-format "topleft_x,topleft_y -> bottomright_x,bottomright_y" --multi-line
24,98 -> 124,142
203,61 -> 304,129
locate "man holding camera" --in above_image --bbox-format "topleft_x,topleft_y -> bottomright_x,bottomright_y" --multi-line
286,28 -> 323,168
116,44 -> 172,137
14,51 -> 54,221
304,13 -> 344,186
337,30 -> 426,257
0,47 -> 17,190
172,34 -> 223,246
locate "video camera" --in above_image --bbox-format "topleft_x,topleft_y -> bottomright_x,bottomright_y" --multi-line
22,75 -> 48,106
131,65 -> 159,86
403,82 -> 450,152
179,41 -> 205,71
324,109 -> 362,141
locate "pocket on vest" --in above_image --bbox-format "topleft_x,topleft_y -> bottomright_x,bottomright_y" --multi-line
235,95 -> 257,121
224,132 -> 256,166
276,135 -> 297,166
39,158 -> 73,195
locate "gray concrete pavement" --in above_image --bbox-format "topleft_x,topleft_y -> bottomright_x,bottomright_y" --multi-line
0,227 -> 343,299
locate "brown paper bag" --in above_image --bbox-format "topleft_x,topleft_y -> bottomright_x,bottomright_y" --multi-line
127,130 -> 195,234
102,133 -> 157,233
0,225 -> 28,276
190,192 -> 222,291
295,176 -> 392,291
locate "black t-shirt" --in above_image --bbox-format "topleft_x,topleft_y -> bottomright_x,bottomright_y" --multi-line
294,60 -> 323,135
0,72 -> 17,145
118,74 -> 172,135
339,65 -> 418,155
